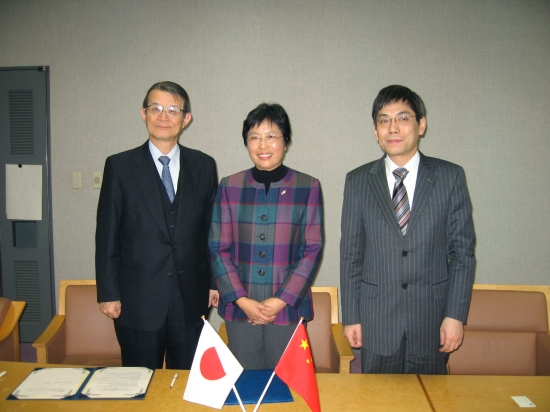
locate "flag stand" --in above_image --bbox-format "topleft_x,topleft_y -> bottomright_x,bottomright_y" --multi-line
232,385 -> 246,412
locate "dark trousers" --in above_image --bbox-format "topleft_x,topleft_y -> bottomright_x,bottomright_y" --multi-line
114,285 -> 201,370
361,334 -> 449,374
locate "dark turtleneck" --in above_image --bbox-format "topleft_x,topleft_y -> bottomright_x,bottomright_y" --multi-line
252,164 -> 289,194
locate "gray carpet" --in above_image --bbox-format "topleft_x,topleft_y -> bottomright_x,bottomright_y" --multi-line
20,343 -> 37,363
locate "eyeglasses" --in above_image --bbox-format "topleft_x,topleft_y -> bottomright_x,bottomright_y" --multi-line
376,113 -> 416,127
247,134 -> 282,145
146,104 -> 185,118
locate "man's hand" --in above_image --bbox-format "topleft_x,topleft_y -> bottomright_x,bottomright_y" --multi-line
235,297 -> 276,325
260,297 -> 287,319
343,324 -> 363,348
439,317 -> 464,352
100,301 -> 121,319
209,290 -> 219,308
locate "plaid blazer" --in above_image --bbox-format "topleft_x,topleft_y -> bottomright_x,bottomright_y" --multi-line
209,168 -> 324,324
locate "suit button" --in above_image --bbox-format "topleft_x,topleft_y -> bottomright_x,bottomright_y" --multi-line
259,251 -> 266,258
259,234 -> 266,240
170,210 -> 175,215
258,270 -> 265,276
402,283 -> 408,289
402,251 -> 408,256
261,214 -> 268,221
172,246 -> 177,250
167,272 -> 173,276
170,224 -> 175,228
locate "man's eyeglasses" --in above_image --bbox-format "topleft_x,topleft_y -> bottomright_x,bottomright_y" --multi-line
146,104 -> 185,118
247,135 -> 282,145
376,113 -> 416,127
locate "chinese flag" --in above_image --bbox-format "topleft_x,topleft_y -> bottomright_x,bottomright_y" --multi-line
274,323 -> 321,412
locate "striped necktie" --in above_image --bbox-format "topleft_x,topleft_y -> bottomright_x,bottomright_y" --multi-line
158,156 -> 175,203
392,168 -> 410,236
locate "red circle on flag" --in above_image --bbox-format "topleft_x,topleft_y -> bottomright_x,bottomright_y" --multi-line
200,347 -> 227,380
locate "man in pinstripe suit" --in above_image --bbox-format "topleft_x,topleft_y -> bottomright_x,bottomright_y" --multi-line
340,85 -> 475,374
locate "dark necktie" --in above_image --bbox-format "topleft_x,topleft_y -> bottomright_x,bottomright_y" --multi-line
392,168 -> 410,236
158,156 -> 175,203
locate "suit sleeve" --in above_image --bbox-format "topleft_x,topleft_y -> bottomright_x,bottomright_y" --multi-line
95,157 -> 122,303
205,157 -> 219,290
340,172 -> 366,326
445,167 -> 476,323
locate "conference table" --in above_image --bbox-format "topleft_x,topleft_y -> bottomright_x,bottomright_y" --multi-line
419,374 -> 550,411
1,362 -> 549,411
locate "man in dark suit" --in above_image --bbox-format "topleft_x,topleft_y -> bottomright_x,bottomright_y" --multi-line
95,81 -> 218,369
340,85 -> 475,374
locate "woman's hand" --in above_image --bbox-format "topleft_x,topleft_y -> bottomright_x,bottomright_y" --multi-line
260,297 -> 287,318
235,297 -> 276,325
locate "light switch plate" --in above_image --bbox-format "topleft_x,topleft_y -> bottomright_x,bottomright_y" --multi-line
72,172 -> 82,189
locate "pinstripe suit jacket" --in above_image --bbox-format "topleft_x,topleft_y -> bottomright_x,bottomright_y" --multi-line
340,152 -> 475,356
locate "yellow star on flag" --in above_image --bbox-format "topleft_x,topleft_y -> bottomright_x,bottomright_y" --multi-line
300,339 -> 309,350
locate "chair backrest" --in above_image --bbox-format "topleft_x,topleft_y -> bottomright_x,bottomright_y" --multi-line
61,281 -> 120,357
310,286 -> 339,324
448,288 -> 549,375
58,279 -> 97,315
473,284 -> 550,327
0,297 -> 26,361
308,287 -> 338,373
465,289 -> 548,333
0,297 -> 15,361
0,298 -> 10,323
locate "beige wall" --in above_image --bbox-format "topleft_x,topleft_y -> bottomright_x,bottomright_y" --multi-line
1,0 -> 549,311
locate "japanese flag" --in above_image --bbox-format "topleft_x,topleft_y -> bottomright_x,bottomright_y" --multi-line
183,319 -> 243,409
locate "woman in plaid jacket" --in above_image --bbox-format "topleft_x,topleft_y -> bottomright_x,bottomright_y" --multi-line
208,103 -> 324,369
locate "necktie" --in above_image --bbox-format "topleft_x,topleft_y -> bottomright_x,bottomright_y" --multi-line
392,168 -> 410,236
158,156 -> 175,203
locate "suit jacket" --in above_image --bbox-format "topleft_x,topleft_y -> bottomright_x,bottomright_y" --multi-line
340,152 -> 475,356
96,141 -> 218,331
209,168 -> 324,325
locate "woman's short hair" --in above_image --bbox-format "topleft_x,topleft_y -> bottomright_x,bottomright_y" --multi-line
242,103 -> 292,146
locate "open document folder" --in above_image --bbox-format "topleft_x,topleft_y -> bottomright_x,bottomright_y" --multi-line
8,367 -> 153,400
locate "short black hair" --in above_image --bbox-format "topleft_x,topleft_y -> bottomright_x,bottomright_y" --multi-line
372,85 -> 426,124
142,81 -> 191,113
242,103 -> 292,146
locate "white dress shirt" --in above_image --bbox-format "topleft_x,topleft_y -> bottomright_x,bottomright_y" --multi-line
149,141 -> 180,193
384,151 -> 420,210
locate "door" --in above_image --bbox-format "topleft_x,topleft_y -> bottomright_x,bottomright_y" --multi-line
0,66 -> 54,342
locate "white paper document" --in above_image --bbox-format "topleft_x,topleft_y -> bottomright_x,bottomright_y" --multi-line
80,367 -> 153,399
10,367 -> 154,400
11,368 -> 89,399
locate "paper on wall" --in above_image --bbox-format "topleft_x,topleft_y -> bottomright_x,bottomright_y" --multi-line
5,164 -> 42,220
